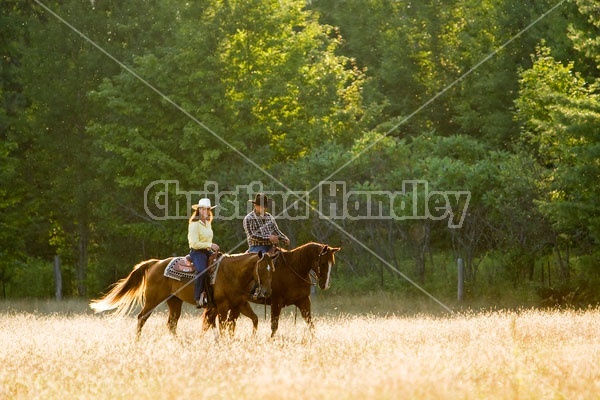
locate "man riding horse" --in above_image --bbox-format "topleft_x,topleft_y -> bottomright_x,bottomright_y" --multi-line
243,193 -> 290,253
243,193 -> 289,300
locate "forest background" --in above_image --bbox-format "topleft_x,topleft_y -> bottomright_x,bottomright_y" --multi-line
1,0 -> 599,311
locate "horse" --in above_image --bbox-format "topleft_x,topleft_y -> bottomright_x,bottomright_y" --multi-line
202,242 -> 340,337
89,251 -> 275,338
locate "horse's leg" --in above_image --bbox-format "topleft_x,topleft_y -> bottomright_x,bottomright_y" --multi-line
217,309 -> 237,337
136,300 -> 156,339
202,307 -> 217,333
225,308 -> 240,337
216,303 -> 231,337
238,302 -> 259,335
136,286 -> 168,339
270,300 -> 283,338
166,297 -> 183,335
218,311 -> 229,337
296,296 -> 315,333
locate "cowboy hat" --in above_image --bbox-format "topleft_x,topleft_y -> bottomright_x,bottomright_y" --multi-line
249,193 -> 272,207
192,198 -> 217,210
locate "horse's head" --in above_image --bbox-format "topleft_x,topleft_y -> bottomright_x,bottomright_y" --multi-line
254,250 -> 276,298
313,245 -> 341,290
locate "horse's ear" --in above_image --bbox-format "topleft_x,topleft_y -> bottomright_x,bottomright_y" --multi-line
258,250 -> 264,259
321,245 -> 341,255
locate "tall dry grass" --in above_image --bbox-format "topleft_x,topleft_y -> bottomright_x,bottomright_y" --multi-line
1,303 -> 598,399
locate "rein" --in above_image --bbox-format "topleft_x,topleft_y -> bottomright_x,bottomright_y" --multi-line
279,249 -> 324,286
254,258 -> 262,291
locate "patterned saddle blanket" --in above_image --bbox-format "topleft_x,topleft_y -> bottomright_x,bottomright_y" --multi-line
163,253 -> 223,283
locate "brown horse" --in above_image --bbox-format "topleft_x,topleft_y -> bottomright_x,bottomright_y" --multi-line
90,251 -> 274,338
202,242 -> 340,337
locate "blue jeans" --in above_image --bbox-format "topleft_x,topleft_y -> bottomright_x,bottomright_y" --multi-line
189,249 -> 210,301
248,245 -> 273,254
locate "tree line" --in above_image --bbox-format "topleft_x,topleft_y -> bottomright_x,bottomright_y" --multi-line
1,0 -> 598,305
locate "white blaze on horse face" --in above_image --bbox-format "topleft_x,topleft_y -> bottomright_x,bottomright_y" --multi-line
324,261 -> 332,289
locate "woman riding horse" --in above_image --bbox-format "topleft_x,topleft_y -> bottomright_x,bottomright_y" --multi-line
90,251 -> 274,338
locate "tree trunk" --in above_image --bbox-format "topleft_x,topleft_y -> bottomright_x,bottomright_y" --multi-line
555,240 -> 570,280
54,255 -> 62,301
411,223 -> 429,284
527,253 -> 535,281
76,224 -> 89,297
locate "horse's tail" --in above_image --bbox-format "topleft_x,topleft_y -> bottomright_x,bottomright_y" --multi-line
89,259 -> 159,317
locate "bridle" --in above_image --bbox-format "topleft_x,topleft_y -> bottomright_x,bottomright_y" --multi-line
313,246 -> 331,287
278,245 -> 330,287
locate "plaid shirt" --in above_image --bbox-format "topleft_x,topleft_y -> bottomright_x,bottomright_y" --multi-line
243,210 -> 289,247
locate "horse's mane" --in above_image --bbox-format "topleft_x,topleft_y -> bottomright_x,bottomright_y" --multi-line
221,252 -> 256,258
282,242 -> 323,272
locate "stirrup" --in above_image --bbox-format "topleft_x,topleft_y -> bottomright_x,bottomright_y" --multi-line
196,292 -> 208,308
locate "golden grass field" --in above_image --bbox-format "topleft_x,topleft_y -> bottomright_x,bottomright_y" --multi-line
1,298 -> 599,400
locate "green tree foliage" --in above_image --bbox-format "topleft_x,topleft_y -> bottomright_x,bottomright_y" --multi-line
0,1 -> 62,297
87,0 -> 370,265
7,0 -> 183,296
516,45 -> 600,246
313,130 -> 535,286
2,0 -> 599,305
313,0 -> 576,145
568,0 -> 600,78
514,0 -> 600,291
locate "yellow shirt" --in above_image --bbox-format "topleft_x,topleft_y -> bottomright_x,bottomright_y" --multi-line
187,220 -> 213,250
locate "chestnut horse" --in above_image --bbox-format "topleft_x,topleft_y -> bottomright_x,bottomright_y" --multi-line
90,251 -> 274,338
203,242 -> 340,337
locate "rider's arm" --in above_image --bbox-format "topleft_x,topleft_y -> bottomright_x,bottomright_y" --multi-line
268,214 -> 290,245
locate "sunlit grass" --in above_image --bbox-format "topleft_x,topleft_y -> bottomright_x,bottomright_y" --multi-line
1,300 -> 599,399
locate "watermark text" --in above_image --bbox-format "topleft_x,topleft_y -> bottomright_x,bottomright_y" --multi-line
144,180 -> 470,228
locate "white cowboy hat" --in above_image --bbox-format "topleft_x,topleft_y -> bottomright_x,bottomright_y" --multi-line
192,198 -> 217,210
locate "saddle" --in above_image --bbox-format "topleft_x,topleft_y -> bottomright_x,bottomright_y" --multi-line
171,255 -> 194,273
163,252 -> 223,282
